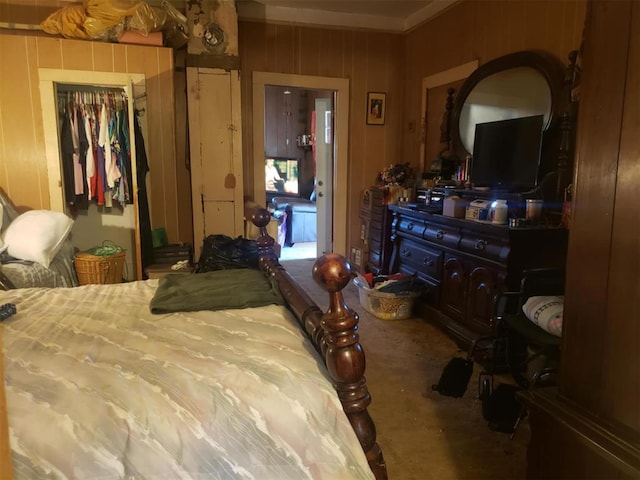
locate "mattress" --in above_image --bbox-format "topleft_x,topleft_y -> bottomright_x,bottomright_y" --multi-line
1,280 -> 374,480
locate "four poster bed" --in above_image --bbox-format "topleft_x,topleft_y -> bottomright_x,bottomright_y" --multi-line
0,209 -> 387,480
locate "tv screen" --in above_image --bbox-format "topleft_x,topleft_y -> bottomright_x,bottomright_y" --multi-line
265,157 -> 299,195
471,115 -> 544,192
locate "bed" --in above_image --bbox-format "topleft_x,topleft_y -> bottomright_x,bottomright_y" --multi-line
0,209 -> 387,480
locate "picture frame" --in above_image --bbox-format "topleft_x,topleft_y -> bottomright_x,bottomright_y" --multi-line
366,92 -> 386,125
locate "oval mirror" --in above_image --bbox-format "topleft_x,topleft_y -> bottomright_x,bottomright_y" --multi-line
458,67 -> 552,154
451,50 -> 564,160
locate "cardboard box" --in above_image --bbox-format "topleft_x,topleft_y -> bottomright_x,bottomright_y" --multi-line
465,199 -> 491,221
118,31 -> 163,46
443,196 -> 468,218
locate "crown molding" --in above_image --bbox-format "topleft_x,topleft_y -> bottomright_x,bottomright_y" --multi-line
237,0 -> 460,33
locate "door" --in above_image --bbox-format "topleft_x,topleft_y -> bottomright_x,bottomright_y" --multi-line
187,67 -> 244,259
252,72 -> 349,256
314,97 -> 333,256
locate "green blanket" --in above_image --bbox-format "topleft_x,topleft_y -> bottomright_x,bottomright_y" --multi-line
149,269 -> 285,314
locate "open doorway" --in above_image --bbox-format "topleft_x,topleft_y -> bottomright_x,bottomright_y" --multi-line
252,72 -> 349,259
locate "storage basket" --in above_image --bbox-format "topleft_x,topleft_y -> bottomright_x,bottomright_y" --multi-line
353,277 -> 419,320
75,250 -> 126,285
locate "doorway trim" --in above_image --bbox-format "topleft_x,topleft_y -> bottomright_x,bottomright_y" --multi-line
39,68 -> 146,280
420,60 -> 478,170
252,72 -> 349,256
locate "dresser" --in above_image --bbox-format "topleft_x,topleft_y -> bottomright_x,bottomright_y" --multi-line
359,187 -> 393,275
389,205 -> 568,349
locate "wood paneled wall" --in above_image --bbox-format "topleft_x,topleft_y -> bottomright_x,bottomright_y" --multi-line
239,1 -> 586,256
0,32 -> 192,246
403,0 -> 588,173
1,0 -> 587,258
238,21 -> 405,255
524,2 -> 640,476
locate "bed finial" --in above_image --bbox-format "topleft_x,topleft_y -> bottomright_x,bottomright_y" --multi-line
311,253 -> 352,293
250,208 -> 279,265
312,253 -> 388,480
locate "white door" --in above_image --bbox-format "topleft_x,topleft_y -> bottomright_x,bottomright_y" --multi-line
314,97 -> 333,256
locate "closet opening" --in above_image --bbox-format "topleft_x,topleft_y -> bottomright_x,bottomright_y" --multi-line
39,69 -> 150,282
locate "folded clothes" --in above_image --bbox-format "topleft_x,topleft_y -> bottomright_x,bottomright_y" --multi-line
374,275 -> 422,294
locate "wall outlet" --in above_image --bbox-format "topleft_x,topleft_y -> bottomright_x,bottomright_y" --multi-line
351,247 -> 362,266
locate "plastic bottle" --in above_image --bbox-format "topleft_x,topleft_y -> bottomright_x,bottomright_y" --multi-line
491,199 -> 508,225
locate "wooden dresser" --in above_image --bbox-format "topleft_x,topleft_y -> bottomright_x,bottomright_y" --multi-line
359,187 -> 393,275
389,205 -> 568,349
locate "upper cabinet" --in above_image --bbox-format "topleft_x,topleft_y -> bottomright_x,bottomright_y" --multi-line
264,86 -> 307,159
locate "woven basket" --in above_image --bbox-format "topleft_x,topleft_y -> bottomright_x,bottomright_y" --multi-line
75,251 -> 126,285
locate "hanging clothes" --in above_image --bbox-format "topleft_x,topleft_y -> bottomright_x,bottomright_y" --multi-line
59,105 -> 76,207
134,111 -> 154,278
56,88 -> 133,212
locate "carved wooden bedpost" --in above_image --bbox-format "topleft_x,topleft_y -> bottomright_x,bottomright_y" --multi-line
248,208 -> 279,265
250,210 -> 387,479
312,254 -> 388,480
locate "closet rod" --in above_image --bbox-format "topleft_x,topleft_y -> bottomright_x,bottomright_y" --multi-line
56,85 -> 128,95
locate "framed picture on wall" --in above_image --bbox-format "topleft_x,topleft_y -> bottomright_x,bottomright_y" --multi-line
366,92 -> 386,125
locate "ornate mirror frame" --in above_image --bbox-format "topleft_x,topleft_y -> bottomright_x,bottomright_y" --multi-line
450,50 -> 569,195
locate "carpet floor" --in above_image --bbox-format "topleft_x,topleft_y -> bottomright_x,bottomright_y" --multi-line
281,258 -> 530,480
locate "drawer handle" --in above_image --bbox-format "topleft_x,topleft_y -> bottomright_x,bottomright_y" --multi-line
475,239 -> 487,251
422,256 -> 434,267
407,222 -> 414,231
436,230 -> 445,240
400,248 -> 411,257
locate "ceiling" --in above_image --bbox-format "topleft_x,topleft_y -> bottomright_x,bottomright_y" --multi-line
236,0 -> 460,33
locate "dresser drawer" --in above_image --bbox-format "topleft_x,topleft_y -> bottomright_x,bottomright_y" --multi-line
424,224 -> 461,249
397,216 -> 426,237
459,233 -> 509,263
396,238 -> 442,280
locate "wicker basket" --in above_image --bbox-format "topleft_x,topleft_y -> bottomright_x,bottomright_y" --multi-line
75,251 -> 126,285
353,277 -> 420,320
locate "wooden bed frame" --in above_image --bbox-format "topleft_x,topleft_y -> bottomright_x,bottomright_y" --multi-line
0,208 -> 387,480
250,208 -> 387,480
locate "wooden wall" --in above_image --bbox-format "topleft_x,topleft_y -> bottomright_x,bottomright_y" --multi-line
523,1 -> 640,476
0,31 -> 192,246
403,0 -> 588,173
239,0 -> 587,257
1,0 -> 587,259
238,21 -> 405,255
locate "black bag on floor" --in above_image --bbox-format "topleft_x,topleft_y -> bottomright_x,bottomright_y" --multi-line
432,357 -> 474,397
196,234 -> 259,273
432,335 -> 491,398
479,376 -> 524,434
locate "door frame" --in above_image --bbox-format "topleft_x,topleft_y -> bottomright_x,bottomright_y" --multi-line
420,60 -> 478,170
39,68 -> 145,280
252,72 -> 349,256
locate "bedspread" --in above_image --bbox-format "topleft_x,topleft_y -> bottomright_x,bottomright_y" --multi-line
1,281 -> 374,480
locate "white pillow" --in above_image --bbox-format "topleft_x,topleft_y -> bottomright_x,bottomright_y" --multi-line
522,295 -> 564,337
2,210 -> 74,268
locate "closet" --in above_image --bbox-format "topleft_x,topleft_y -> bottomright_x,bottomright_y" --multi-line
40,69 -> 150,281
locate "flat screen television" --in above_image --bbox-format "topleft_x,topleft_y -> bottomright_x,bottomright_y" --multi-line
471,115 -> 544,192
265,157 -> 299,196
